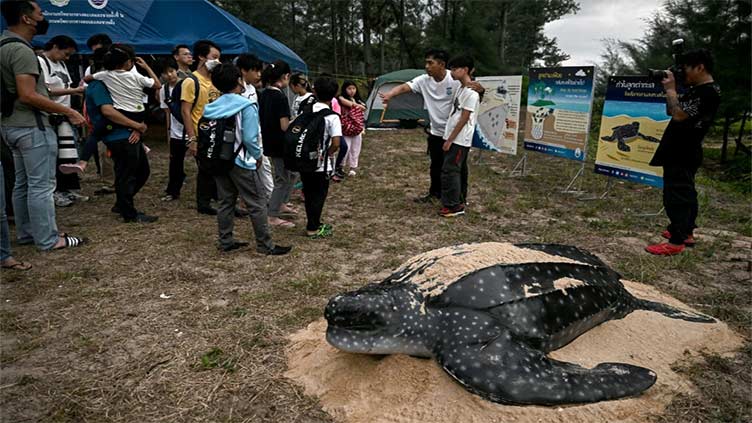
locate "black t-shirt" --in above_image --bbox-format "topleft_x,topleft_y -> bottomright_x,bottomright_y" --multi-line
259,87 -> 291,157
650,82 -> 720,168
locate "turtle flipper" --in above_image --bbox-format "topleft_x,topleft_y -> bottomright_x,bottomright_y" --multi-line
435,329 -> 656,405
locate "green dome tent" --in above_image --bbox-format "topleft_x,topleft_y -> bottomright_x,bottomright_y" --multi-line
365,69 -> 429,128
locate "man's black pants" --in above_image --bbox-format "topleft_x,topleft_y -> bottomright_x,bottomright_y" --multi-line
109,141 -> 150,220
427,134 -> 444,198
663,165 -> 699,244
300,171 -> 329,231
195,157 -> 218,209
165,138 -> 187,198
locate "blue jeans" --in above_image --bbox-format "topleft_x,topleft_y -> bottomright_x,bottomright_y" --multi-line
0,126 -> 59,250
0,160 -> 11,261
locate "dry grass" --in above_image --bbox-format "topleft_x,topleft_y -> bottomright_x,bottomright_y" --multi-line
0,128 -> 749,422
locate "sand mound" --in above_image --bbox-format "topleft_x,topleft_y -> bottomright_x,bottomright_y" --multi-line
285,280 -> 742,423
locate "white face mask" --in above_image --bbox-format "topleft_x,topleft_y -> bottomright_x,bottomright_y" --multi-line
205,59 -> 220,71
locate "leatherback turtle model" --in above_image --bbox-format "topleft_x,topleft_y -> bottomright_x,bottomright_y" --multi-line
325,242 -> 713,405
600,121 -> 660,152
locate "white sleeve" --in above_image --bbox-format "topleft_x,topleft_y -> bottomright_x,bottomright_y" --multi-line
330,115 -> 343,138
460,90 -> 479,112
138,74 -> 155,88
92,71 -> 107,81
406,74 -> 426,94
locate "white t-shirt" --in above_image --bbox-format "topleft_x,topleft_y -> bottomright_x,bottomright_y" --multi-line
242,82 -> 258,104
39,55 -> 72,107
158,83 -> 185,139
312,102 -> 342,173
84,65 -> 149,103
406,70 -> 460,137
292,92 -> 314,120
92,68 -> 154,112
444,86 -> 479,147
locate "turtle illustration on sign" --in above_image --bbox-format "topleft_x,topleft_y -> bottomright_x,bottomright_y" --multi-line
600,121 -> 660,152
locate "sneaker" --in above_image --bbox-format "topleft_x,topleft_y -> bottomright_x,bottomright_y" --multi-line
348,169 -> 357,177
65,190 -> 89,202
161,194 -> 178,202
308,223 -> 333,239
438,205 -> 465,217
54,192 -> 73,207
661,230 -> 696,246
124,213 -> 158,223
645,242 -> 685,256
220,241 -> 250,252
262,245 -> 292,256
94,186 -> 115,195
197,206 -> 218,216
413,194 -> 439,204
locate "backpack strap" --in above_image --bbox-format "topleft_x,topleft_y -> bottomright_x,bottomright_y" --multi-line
0,37 -> 45,130
40,54 -> 52,75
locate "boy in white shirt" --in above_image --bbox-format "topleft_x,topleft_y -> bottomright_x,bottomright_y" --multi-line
158,59 -> 186,201
439,55 -> 479,218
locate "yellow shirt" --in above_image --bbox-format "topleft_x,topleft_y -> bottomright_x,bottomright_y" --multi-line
181,70 -> 220,135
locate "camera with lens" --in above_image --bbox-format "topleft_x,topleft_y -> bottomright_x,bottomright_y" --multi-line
647,38 -> 685,84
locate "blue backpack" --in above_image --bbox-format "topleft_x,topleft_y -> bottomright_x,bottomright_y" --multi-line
163,74 -> 199,125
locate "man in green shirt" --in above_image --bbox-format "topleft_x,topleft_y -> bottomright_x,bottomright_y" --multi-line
0,0 -> 86,250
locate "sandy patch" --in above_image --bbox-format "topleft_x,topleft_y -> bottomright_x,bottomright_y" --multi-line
285,280 -> 742,423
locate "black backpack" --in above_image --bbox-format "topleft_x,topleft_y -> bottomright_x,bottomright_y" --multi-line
163,74 -> 199,125
283,109 -> 335,172
196,114 -> 244,176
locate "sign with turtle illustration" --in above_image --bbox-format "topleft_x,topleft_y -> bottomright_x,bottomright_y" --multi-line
523,67 -> 595,162
594,76 -> 669,187
471,76 -> 522,155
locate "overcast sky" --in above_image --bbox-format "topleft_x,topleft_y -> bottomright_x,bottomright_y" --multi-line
544,0 -> 664,66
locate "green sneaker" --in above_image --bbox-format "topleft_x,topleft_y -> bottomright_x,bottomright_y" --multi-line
308,223 -> 333,239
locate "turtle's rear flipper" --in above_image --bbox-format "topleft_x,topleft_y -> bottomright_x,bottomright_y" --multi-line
617,140 -> 631,152
436,330 -> 656,405
633,298 -> 715,323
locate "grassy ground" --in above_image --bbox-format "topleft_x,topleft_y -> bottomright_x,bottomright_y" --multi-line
1,128 -> 749,422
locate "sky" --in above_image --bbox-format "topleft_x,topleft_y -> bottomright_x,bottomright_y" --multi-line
544,0 -> 664,66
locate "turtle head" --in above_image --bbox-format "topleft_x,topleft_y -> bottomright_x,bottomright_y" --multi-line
325,282 -> 432,356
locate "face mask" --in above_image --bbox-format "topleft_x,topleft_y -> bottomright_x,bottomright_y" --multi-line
205,59 -> 220,71
34,17 -> 50,35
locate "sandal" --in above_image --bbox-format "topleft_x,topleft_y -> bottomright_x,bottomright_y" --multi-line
58,163 -> 85,174
53,234 -> 87,250
1,261 -> 32,271
269,218 -> 295,228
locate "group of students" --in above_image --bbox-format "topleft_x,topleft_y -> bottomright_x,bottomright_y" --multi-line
0,0 -> 373,269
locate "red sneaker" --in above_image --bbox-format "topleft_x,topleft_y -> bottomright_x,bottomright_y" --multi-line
661,230 -> 696,246
438,205 -> 465,217
645,242 -> 685,256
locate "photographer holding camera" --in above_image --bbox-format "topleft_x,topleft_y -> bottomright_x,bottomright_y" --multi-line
646,48 -> 720,256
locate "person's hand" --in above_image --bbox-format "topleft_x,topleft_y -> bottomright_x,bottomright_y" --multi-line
186,137 -> 197,156
72,85 -> 85,95
356,103 -> 367,111
379,92 -> 391,105
442,140 -> 452,152
134,57 -> 148,69
128,130 -> 141,144
135,122 -> 147,134
661,70 -> 676,92
467,80 -> 485,95
66,109 -> 86,126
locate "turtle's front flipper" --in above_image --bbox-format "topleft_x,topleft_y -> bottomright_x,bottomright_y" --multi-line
435,328 -> 656,405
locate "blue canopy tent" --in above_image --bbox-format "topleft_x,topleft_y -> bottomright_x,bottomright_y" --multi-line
5,0 -> 307,72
